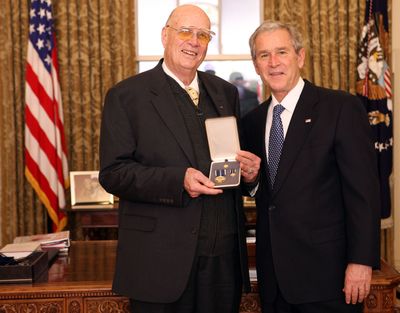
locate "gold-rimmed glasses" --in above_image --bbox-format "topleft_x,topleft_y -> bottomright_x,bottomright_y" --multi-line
166,25 -> 215,45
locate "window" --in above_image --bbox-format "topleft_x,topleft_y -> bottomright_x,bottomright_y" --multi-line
136,0 -> 263,104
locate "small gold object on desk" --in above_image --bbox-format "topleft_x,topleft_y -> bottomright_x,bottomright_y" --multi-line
205,116 -> 241,188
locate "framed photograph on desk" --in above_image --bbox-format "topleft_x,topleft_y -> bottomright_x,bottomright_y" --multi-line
70,171 -> 114,209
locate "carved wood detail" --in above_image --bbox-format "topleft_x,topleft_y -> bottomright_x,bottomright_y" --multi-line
0,291 -> 115,300
67,298 -> 81,313
0,300 -> 63,313
365,288 -> 398,313
86,297 -> 130,313
383,291 -> 395,310
240,293 -> 261,313
365,293 -> 378,309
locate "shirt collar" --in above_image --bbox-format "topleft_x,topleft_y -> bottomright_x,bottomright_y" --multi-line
271,77 -> 305,113
162,62 -> 199,92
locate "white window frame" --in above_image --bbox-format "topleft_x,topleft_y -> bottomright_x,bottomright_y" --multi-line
134,0 -> 264,64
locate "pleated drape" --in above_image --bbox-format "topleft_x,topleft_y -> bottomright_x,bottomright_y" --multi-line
0,0 -> 136,245
262,0 -> 365,93
56,0 -> 136,172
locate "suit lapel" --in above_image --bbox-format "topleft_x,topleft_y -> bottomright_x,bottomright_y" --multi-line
259,99 -> 273,192
199,72 -> 232,116
149,63 -> 197,166
272,81 -> 319,195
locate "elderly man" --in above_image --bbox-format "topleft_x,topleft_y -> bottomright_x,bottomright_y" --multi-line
99,4 -> 260,313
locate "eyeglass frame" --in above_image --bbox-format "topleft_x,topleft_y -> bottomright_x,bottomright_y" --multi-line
165,25 -> 215,45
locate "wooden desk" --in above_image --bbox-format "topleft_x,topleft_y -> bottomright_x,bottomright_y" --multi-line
0,241 -> 398,313
0,241 -> 258,313
69,197 -> 257,240
365,260 -> 400,313
69,207 -> 118,240
0,241 -> 129,313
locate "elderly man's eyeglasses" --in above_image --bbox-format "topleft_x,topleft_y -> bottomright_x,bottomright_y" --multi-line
166,25 -> 215,45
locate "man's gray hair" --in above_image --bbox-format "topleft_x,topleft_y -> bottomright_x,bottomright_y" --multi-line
249,20 -> 304,60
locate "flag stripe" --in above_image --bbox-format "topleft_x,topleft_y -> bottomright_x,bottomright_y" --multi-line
384,68 -> 392,98
50,50 -> 69,187
26,41 -> 54,99
25,79 -> 67,178
25,167 -> 67,230
25,44 -> 67,155
27,57 -> 69,188
25,125 -> 65,207
25,68 -> 65,200
25,105 -> 66,197
25,151 -> 59,210
25,0 -> 68,231
25,106 -> 59,173
25,83 -> 58,149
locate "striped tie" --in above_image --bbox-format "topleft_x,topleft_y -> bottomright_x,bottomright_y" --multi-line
268,104 -> 285,188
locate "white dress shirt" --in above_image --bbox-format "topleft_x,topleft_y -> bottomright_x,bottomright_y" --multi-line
249,78 -> 305,196
162,62 -> 199,92
265,78 -> 305,161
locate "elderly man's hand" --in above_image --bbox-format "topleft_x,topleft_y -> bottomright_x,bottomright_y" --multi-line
343,263 -> 372,304
184,167 -> 223,198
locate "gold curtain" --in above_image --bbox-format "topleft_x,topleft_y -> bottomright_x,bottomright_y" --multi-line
0,0 -> 394,262
262,0 -> 366,93
0,0 -> 136,246
262,0 -> 393,263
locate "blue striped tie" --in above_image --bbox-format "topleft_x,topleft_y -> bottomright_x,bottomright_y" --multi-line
268,104 -> 285,188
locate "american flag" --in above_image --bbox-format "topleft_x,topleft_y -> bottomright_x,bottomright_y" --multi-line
25,0 -> 69,231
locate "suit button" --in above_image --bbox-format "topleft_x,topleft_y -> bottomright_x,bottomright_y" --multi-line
191,228 -> 197,235
268,205 -> 276,212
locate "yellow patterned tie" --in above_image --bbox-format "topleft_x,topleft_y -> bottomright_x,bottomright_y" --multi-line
185,87 -> 199,106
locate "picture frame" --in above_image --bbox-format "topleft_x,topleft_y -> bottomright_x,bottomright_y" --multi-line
70,171 -> 114,209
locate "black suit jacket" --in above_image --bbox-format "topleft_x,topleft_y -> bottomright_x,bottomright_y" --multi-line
242,80 -> 380,304
99,60 -> 250,303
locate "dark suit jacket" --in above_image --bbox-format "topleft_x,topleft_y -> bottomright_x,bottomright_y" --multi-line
242,80 -> 380,304
99,60 -> 250,303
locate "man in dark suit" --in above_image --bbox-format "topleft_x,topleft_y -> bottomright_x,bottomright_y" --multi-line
242,20 -> 381,313
229,72 -> 259,118
99,4 -> 261,313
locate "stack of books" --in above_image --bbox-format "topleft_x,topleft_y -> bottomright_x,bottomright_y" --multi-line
12,230 -> 71,256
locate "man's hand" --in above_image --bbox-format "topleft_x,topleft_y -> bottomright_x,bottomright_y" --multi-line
236,150 -> 261,183
184,167 -> 223,198
343,263 -> 372,304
